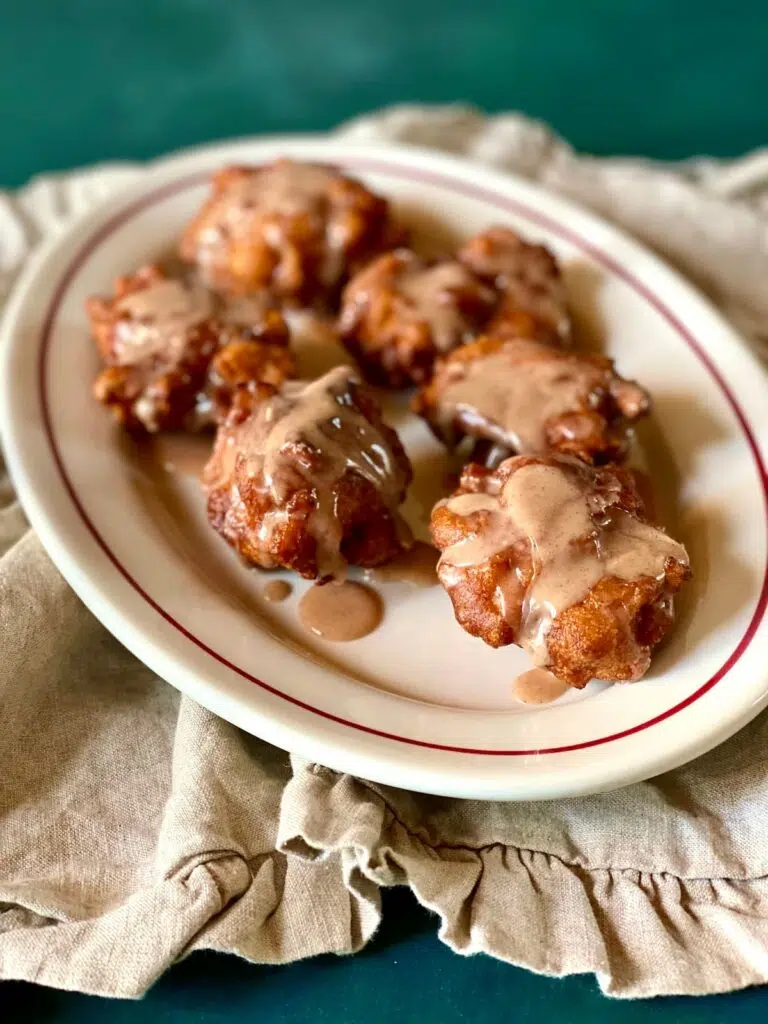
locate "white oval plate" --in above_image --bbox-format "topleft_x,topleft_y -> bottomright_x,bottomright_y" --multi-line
2,138 -> 767,801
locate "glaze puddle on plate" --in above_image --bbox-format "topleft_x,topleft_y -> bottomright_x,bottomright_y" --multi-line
263,579 -> 292,604
513,668 -> 570,705
299,581 -> 383,641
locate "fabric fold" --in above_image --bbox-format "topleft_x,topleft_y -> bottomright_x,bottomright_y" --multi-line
279,761 -> 768,998
0,537 -> 375,997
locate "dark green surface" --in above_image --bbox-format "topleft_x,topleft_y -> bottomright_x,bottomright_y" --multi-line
5,890 -> 768,1023
3,0 -> 768,1019
2,0 -> 768,189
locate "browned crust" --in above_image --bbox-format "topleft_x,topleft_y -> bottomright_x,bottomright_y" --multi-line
458,226 -> 570,343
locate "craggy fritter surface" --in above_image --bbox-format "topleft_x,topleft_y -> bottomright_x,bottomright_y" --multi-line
203,375 -> 413,580
430,456 -> 691,687
179,160 -> 404,302
414,334 -> 650,465
339,249 -> 497,388
206,299 -> 297,421
458,226 -> 570,343
87,266 -> 297,432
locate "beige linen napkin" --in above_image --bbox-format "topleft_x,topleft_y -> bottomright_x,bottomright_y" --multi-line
3,106 -> 768,1000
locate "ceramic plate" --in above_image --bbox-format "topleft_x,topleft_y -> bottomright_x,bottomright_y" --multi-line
2,138 -> 767,800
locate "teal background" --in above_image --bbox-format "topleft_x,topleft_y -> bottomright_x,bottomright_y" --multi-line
3,0 -> 768,1019
2,0 -> 768,189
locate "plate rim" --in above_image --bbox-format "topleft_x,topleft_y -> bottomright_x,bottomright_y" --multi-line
3,135 -> 768,799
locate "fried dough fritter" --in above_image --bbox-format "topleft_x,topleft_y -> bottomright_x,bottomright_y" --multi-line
202,366 -> 413,580
430,455 -> 690,687
87,267 -> 297,432
414,334 -> 649,465
180,159 -> 405,302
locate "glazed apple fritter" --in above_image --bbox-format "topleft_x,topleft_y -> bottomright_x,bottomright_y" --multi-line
414,334 -> 650,466
203,365 -> 413,581
87,266 -> 297,432
180,159 -> 405,302
430,454 -> 690,687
